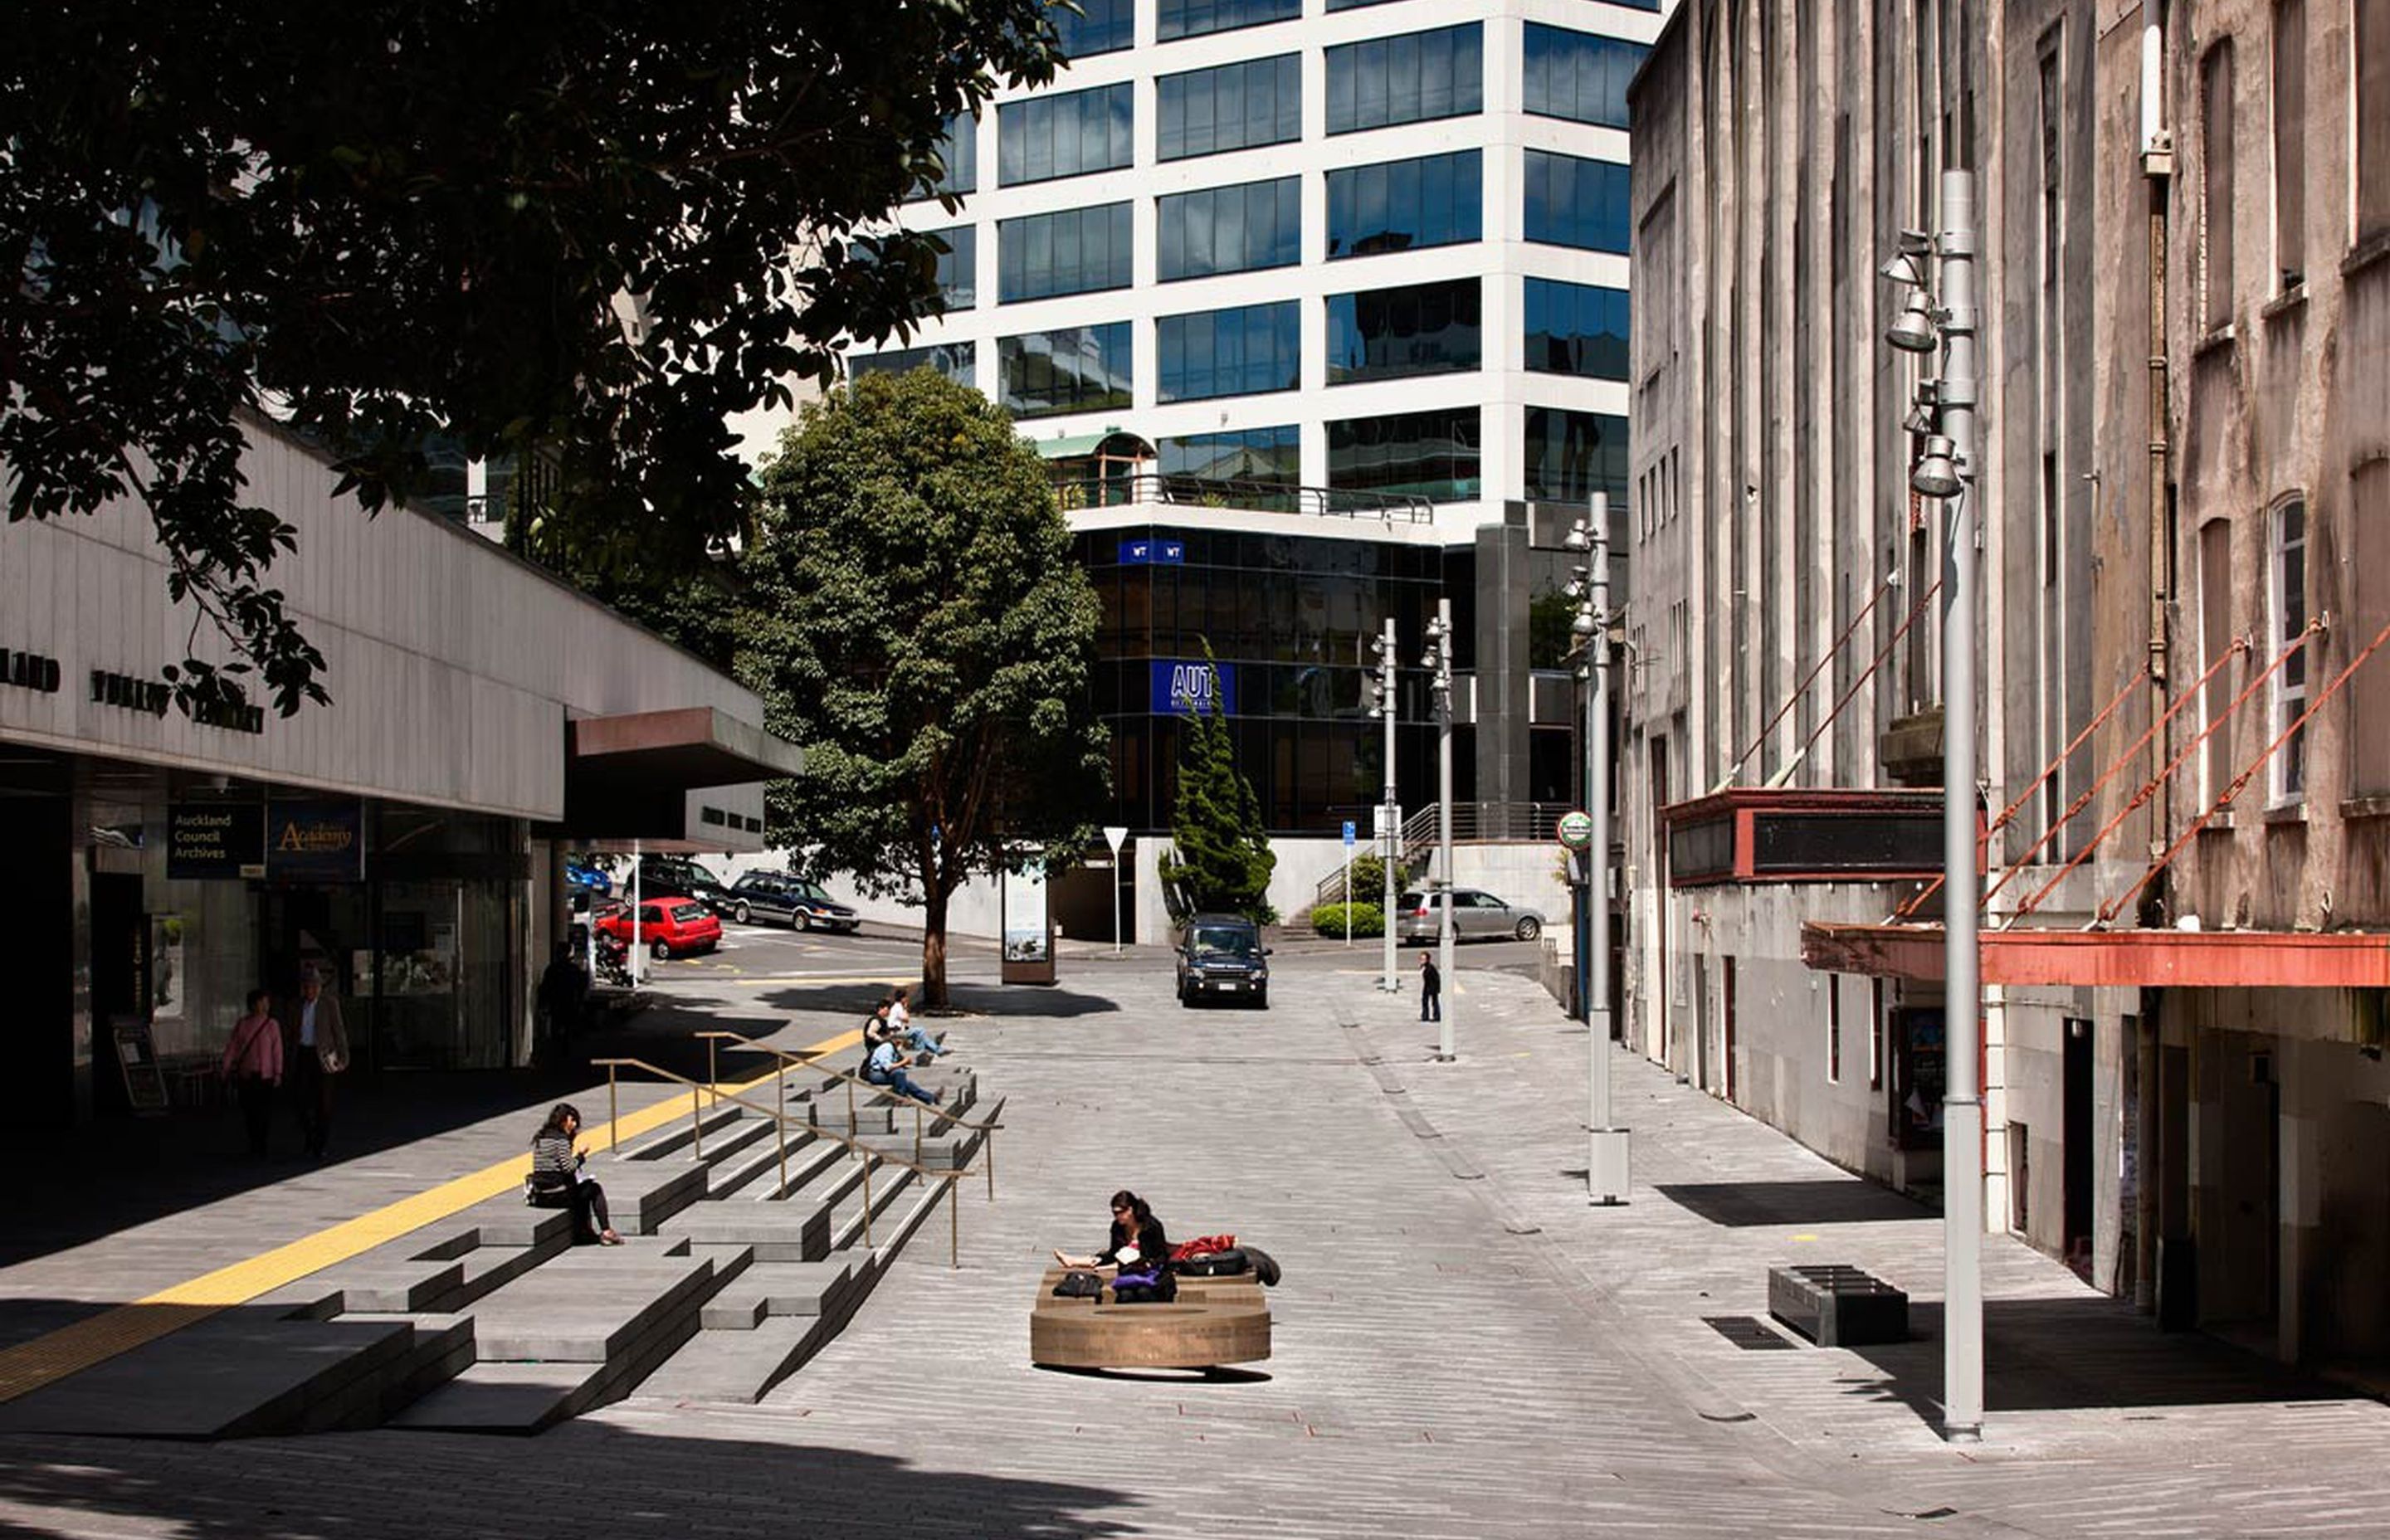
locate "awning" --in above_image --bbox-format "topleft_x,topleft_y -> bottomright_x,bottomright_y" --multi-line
1801,921 -> 2390,990
1034,431 -> 1116,460
559,707 -> 802,842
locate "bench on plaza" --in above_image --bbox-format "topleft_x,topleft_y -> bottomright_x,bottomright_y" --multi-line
1766,1263 -> 1909,1347
1029,1265 -> 1271,1372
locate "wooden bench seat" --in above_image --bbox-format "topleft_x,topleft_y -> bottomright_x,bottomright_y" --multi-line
1029,1266 -> 1270,1371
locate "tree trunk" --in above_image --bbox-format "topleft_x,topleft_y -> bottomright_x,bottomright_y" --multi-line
920,880 -> 951,1010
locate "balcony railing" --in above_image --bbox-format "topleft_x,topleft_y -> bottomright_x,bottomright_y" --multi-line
1052,472 -> 1435,524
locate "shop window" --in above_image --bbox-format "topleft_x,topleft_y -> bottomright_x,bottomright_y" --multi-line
1326,150 -> 1481,260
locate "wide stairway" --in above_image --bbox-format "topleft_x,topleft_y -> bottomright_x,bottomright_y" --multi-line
0,1056 -> 998,1440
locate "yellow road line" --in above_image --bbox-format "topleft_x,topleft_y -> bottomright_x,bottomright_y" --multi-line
0,1028 -> 859,1406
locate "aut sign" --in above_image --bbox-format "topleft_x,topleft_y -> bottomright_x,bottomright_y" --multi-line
1149,660 -> 1235,716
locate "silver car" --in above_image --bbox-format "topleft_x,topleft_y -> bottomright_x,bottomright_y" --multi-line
1395,889 -> 1545,943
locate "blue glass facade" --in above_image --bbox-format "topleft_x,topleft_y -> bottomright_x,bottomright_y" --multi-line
1159,426 -> 1300,485
1157,177 -> 1301,280
1523,150 -> 1632,252
1325,278 -> 1481,384
1158,0 -> 1300,41
1328,407 -> 1481,502
904,112 -> 978,202
1158,54 -> 1302,161
849,341 -> 977,384
1325,24 -> 1483,134
1521,25 -> 1648,129
1523,278 -> 1629,379
1157,301 -> 1302,402
926,225 -> 976,312
1325,149 -> 1481,260
1054,0 -> 1135,57
1000,324 -> 1133,417
999,84 -> 1134,186
1523,407 -> 1629,504
998,202 -> 1134,301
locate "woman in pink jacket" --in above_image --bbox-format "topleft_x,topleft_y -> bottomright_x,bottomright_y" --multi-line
219,990 -> 283,1158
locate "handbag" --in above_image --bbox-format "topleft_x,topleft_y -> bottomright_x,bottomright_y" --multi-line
1109,1265 -> 1175,1304
1176,1247 -> 1249,1277
1051,1270 -> 1104,1299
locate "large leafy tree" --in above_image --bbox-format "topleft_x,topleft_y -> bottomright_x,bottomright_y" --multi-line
0,1 -> 1059,716
1158,647 -> 1276,923
742,368 -> 1107,1006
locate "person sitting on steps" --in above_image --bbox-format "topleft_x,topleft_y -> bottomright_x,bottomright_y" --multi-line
885,985 -> 949,1064
863,1032 -> 942,1108
527,1102 -> 622,1245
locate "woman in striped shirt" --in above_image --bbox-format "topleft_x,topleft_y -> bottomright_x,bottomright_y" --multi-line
529,1103 -> 622,1245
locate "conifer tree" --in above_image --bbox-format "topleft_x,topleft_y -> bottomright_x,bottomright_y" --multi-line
1158,645 -> 1275,921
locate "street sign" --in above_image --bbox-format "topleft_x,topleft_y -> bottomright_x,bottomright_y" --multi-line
1558,810 -> 1595,851
1102,826 -> 1127,955
1103,826 -> 1127,855
1341,820 -> 1356,847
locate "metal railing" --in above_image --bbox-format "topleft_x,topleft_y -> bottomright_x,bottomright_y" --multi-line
587,1055 -> 993,1266
693,1029 -> 1002,1183
1400,802 -> 1573,867
1052,472 -> 1435,524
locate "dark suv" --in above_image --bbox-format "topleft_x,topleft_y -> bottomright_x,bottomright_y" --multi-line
634,855 -> 734,915
724,870 -> 861,932
1174,913 -> 1270,1009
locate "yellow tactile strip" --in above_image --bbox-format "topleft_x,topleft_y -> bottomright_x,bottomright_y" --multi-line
0,1028 -> 860,1406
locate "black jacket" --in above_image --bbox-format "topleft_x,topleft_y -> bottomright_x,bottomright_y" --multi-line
1097,1216 -> 1168,1270
1421,960 -> 1442,996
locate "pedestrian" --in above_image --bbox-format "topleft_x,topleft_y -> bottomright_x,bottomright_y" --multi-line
219,989 -> 283,1157
862,1031 -> 941,1108
526,1103 -> 622,1245
281,967 -> 351,1160
1419,950 -> 1442,1022
886,984 -> 949,1062
537,941 -> 590,1050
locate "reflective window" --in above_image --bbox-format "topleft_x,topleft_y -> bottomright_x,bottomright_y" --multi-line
1158,0 -> 1299,41
1325,0 -> 1399,7
1325,24 -> 1484,135
851,341 -> 977,385
1328,407 -> 1481,502
1158,54 -> 1301,161
998,202 -> 1133,301
1159,426 -> 1300,486
905,113 -> 978,203
1522,25 -> 1648,129
1523,407 -> 1629,504
1054,0 -> 1134,57
999,83 -> 1134,186
1325,278 -> 1481,384
1326,149 -> 1480,259
1522,150 -> 1632,252
927,226 -> 977,312
1158,301 -> 1301,402
1000,324 -> 1133,418
1523,278 -> 1628,379
1157,177 -> 1300,280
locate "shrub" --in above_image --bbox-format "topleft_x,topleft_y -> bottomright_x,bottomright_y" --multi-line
1311,902 -> 1383,938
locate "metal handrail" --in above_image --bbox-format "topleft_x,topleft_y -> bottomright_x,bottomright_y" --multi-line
695,1027 -> 1007,1140
1051,471 -> 1436,524
588,1056 -> 992,1266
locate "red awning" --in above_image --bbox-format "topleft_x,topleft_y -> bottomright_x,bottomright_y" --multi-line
1802,921 -> 2390,989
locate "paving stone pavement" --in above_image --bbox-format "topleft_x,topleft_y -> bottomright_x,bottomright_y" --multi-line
0,964 -> 2385,1538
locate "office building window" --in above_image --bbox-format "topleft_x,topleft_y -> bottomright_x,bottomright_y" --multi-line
1158,0 -> 1298,41
1326,0 -> 1399,8
1325,24 -> 1484,134
1054,0 -> 1134,58
2270,497 -> 2308,800
2361,0 -> 2390,242
1158,177 -> 1300,280
851,341 -> 977,385
2197,516 -> 2235,801
1325,277 -> 1481,384
1328,407 -> 1481,502
2350,461 -> 2390,795
1524,408 -> 1627,504
2201,42 -> 2235,329
1522,25 -> 1647,129
1523,279 -> 1629,379
1160,426 -> 1300,486
905,112 -> 978,203
1158,300 -> 1301,402
2274,0 -> 2307,287
999,83 -> 1134,187
926,226 -> 976,312
1000,324 -> 1133,418
1523,151 -> 1632,252
1325,150 -> 1481,259
998,202 -> 1133,301
1158,55 -> 1301,161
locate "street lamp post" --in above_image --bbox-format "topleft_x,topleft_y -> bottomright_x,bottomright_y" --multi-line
1569,497 -> 1629,1205
1368,619 -> 1400,995
1422,600 -> 1456,1060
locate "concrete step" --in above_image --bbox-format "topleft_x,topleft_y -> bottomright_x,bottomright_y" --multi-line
385,1361 -> 597,1434
742,1133 -> 848,1201
462,1239 -> 725,1362
662,1196 -> 835,1263
868,1174 -> 959,1275
696,1260 -> 859,1328
705,1123 -> 822,1199
607,1099 -> 747,1162
630,1315 -> 832,1404
827,1163 -> 921,1255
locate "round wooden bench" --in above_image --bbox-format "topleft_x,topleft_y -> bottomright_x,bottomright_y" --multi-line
1031,1266 -> 1271,1370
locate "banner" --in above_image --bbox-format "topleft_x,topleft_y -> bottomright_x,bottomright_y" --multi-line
266,798 -> 365,882
1149,659 -> 1236,716
167,802 -> 265,880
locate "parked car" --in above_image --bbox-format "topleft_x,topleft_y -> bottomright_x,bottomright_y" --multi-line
1395,889 -> 1544,944
565,858 -> 613,897
595,896 -> 723,960
632,855 -> 734,915
1174,913 -> 1271,1008
723,870 -> 861,932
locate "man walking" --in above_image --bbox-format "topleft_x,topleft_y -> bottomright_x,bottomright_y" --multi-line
282,967 -> 351,1160
1419,951 -> 1442,1022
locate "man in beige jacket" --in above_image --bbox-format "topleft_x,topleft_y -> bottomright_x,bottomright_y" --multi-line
281,967 -> 351,1160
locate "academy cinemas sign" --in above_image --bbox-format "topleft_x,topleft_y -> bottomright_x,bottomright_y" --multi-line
0,645 -> 62,695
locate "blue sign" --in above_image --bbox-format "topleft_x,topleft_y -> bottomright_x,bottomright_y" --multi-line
1149,660 -> 1235,716
1119,539 -> 1186,566
266,798 -> 364,882
1342,821 -> 1357,847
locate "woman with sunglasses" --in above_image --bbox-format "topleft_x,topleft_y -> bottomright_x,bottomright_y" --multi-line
1052,1188 -> 1168,1273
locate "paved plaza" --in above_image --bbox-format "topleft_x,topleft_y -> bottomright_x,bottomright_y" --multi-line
1,943 -> 2385,1538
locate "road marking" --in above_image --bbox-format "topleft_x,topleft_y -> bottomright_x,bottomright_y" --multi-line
0,1026 -> 859,1407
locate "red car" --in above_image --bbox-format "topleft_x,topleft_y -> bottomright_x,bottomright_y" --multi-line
595,897 -> 722,960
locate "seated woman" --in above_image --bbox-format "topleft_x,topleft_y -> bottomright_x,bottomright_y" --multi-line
1053,1189 -> 1170,1276
527,1103 -> 622,1245
885,985 -> 949,1062
863,1034 -> 942,1107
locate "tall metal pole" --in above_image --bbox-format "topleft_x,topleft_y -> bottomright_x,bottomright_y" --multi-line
1585,493 -> 1628,1203
1377,618 -> 1399,993
1430,598 -> 1456,1061
630,838 -> 644,986
1937,166 -> 1984,1443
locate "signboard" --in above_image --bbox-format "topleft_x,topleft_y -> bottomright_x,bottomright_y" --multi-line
1891,1007 -> 1948,1151
266,798 -> 365,882
168,802 -> 266,880
1558,810 -> 1595,851
112,1018 -> 169,1115
1103,826 -> 1128,855
1119,538 -> 1187,566
1342,820 -> 1357,848
1149,659 -> 1236,716
1002,858 -> 1056,984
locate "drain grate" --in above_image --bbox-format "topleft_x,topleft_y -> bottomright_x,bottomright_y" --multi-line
1702,1314 -> 1799,1350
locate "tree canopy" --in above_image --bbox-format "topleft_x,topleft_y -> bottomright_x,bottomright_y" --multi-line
0,1 -> 1060,715
1158,647 -> 1276,923
740,367 -> 1107,1005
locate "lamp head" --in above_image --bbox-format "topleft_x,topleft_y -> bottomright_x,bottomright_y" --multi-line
1911,436 -> 1963,499
1571,612 -> 1599,639
1886,290 -> 1940,353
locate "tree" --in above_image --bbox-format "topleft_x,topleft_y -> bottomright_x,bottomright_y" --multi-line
1158,648 -> 1276,922
741,368 -> 1107,1007
0,2 -> 1061,716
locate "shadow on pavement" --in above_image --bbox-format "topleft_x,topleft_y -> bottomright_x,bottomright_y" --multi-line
0,1429 -> 1143,1540
1654,1180 -> 1934,1228
758,983 -> 1122,1020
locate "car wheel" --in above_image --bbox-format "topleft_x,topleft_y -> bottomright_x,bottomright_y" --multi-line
797,912 -> 813,933
733,900 -> 751,925
651,939 -> 672,962
1253,988 -> 1268,1010
1514,917 -> 1542,942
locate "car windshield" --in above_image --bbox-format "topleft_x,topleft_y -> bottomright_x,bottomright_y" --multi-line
668,903 -> 706,924
1190,925 -> 1256,957
794,883 -> 830,902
